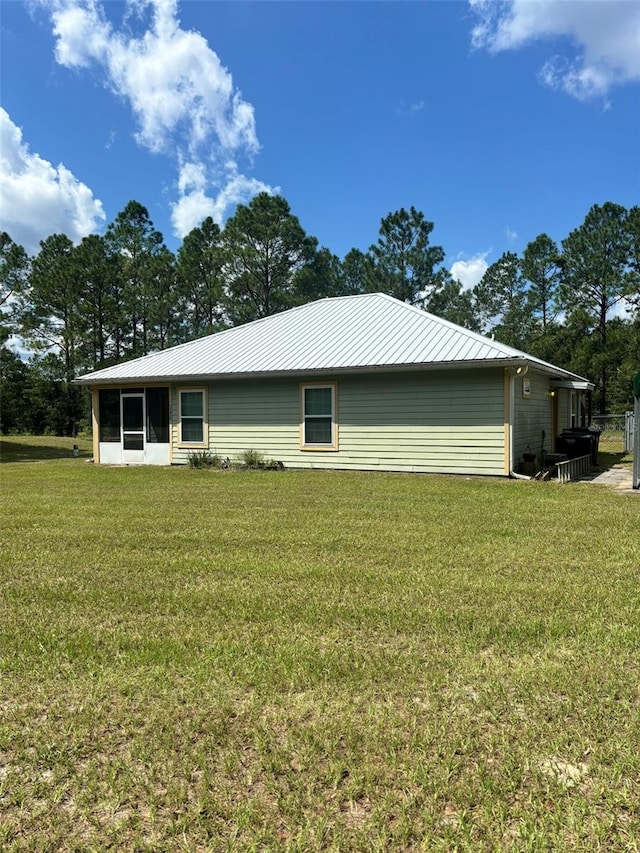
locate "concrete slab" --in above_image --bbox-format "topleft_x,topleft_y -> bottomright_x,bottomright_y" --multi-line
578,465 -> 637,493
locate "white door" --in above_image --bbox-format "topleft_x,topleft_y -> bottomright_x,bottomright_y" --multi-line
121,393 -> 145,464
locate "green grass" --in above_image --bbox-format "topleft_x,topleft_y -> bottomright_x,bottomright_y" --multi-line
597,450 -> 633,470
0,443 -> 639,851
597,430 -> 626,455
0,434 -> 93,464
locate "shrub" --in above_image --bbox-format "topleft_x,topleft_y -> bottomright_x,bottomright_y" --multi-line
240,448 -> 265,468
187,450 -> 221,469
237,449 -> 284,470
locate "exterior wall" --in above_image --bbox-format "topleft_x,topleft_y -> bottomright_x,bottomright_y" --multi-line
99,442 -> 124,464
555,389 -> 572,434
512,370 -> 553,466
170,368 -> 506,475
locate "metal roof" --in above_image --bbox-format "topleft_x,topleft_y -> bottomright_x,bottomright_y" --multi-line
75,292 -> 591,385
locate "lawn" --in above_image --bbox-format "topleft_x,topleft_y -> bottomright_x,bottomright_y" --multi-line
1,439 -> 639,851
0,434 -> 93,464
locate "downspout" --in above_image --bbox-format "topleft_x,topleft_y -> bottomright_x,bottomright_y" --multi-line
509,370 -> 515,474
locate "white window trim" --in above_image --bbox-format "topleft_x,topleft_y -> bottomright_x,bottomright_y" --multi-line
178,387 -> 208,448
300,382 -> 338,451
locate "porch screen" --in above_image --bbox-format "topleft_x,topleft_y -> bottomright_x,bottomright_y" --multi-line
146,387 -> 170,443
98,389 -> 120,442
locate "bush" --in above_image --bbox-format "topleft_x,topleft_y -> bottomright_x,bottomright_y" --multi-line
187,450 -> 221,469
188,448 -> 283,471
240,448 -> 264,468
238,449 -> 284,471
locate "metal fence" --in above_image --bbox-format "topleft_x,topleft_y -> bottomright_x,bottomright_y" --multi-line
626,410 -> 636,456
634,399 -> 639,490
591,413 -> 634,454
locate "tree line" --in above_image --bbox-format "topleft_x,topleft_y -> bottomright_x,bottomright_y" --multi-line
1,196 -> 638,435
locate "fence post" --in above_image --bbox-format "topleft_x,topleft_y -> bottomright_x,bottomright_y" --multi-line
633,373 -> 640,490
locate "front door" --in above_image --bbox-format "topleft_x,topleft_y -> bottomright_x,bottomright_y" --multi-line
122,393 -> 145,463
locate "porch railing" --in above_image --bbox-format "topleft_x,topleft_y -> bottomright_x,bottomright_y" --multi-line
555,454 -> 592,484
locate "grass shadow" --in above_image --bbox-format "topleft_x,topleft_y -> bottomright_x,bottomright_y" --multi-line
0,436 -> 92,464
596,450 -> 631,470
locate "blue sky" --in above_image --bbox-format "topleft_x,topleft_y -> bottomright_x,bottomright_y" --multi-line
1,0 -> 639,290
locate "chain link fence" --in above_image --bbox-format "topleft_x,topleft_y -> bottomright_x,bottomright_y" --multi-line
591,413 -> 634,454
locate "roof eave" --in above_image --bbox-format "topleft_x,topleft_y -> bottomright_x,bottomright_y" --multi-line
74,355 -> 555,386
550,379 -> 596,391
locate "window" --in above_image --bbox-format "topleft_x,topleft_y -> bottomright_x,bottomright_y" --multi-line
179,389 -> 207,445
301,384 -> 337,449
570,391 -> 577,428
98,389 -> 121,442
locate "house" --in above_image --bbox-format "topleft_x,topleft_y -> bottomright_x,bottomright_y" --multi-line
75,293 -> 594,475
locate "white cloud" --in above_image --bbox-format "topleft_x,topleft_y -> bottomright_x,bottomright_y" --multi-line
0,108 -> 105,255
608,298 -> 634,321
450,252 -> 489,290
171,160 -> 275,237
396,98 -> 426,116
43,0 -> 270,237
469,0 -> 640,102
505,226 -> 518,242
4,334 -> 32,362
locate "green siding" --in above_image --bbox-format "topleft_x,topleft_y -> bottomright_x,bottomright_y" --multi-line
171,369 -> 506,475
513,370 -> 553,466
556,389 -> 575,433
